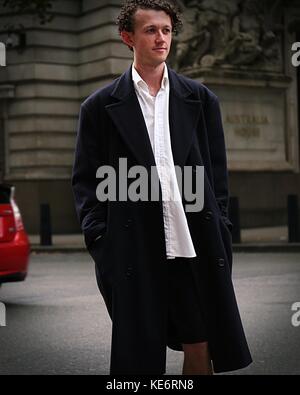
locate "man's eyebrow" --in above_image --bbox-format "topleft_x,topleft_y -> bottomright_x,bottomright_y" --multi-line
143,24 -> 172,29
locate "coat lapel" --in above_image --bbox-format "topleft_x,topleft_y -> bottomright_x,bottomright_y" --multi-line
105,67 -> 156,169
105,66 -> 202,169
168,68 -> 202,168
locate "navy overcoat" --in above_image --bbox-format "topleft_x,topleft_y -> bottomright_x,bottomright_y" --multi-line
72,66 -> 252,375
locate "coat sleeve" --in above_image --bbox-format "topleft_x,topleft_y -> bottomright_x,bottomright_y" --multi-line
204,93 -> 233,231
71,102 -> 108,248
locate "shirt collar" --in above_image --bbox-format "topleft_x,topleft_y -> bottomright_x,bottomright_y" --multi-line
132,63 -> 169,94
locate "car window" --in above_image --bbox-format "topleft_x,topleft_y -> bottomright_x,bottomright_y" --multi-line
0,186 -> 11,204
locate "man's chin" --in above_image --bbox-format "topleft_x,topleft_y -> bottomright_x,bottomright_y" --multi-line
153,60 -> 167,68
151,54 -> 169,65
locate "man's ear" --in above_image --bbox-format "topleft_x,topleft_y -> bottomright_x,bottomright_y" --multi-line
120,31 -> 134,50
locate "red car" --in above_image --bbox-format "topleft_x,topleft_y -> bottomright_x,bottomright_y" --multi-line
0,184 -> 30,284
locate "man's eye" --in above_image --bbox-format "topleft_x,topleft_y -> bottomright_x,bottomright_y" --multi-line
147,28 -> 156,33
163,29 -> 171,34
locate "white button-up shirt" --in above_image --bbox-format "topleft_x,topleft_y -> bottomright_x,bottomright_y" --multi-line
132,64 -> 196,260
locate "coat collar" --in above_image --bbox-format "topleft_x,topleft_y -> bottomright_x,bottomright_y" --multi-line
110,65 -> 194,101
105,65 -> 201,169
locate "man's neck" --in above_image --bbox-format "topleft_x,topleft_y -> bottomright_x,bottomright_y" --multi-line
133,62 -> 165,95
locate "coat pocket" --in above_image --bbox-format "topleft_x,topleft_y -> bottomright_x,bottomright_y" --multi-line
218,216 -> 233,273
87,233 -> 110,277
220,215 -> 233,234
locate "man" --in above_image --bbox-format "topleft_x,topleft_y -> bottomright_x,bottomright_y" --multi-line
72,0 -> 252,375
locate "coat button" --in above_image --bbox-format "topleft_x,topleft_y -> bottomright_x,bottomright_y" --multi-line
126,266 -> 133,277
205,211 -> 213,221
124,219 -> 133,229
217,258 -> 225,268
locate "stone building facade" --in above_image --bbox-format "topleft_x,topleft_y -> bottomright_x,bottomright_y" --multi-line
0,0 -> 299,234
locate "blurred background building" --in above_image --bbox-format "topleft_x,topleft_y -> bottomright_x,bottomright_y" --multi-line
0,0 -> 299,237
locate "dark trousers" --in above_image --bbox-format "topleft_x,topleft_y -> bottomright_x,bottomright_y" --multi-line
166,257 -> 208,345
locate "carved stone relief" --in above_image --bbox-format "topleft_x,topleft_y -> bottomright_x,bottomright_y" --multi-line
171,0 -> 284,72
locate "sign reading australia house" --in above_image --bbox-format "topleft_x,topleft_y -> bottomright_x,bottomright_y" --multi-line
214,85 -> 297,172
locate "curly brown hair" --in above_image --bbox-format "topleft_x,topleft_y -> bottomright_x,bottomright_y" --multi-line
117,0 -> 183,35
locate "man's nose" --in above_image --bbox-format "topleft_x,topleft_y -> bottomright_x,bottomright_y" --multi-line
155,30 -> 165,42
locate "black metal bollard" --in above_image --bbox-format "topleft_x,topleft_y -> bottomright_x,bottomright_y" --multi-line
40,203 -> 53,246
229,197 -> 241,244
288,195 -> 299,243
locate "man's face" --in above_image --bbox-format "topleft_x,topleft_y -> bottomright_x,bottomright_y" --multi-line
122,8 -> 173,67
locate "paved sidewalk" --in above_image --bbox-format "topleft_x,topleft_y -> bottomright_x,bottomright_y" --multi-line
242,226 -> 288,244
28,226 -> 300,253
29,234 -> 85,252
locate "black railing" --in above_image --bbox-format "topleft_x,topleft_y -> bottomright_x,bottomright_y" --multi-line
288,195 -> 300,243
40,203 -> 52,246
